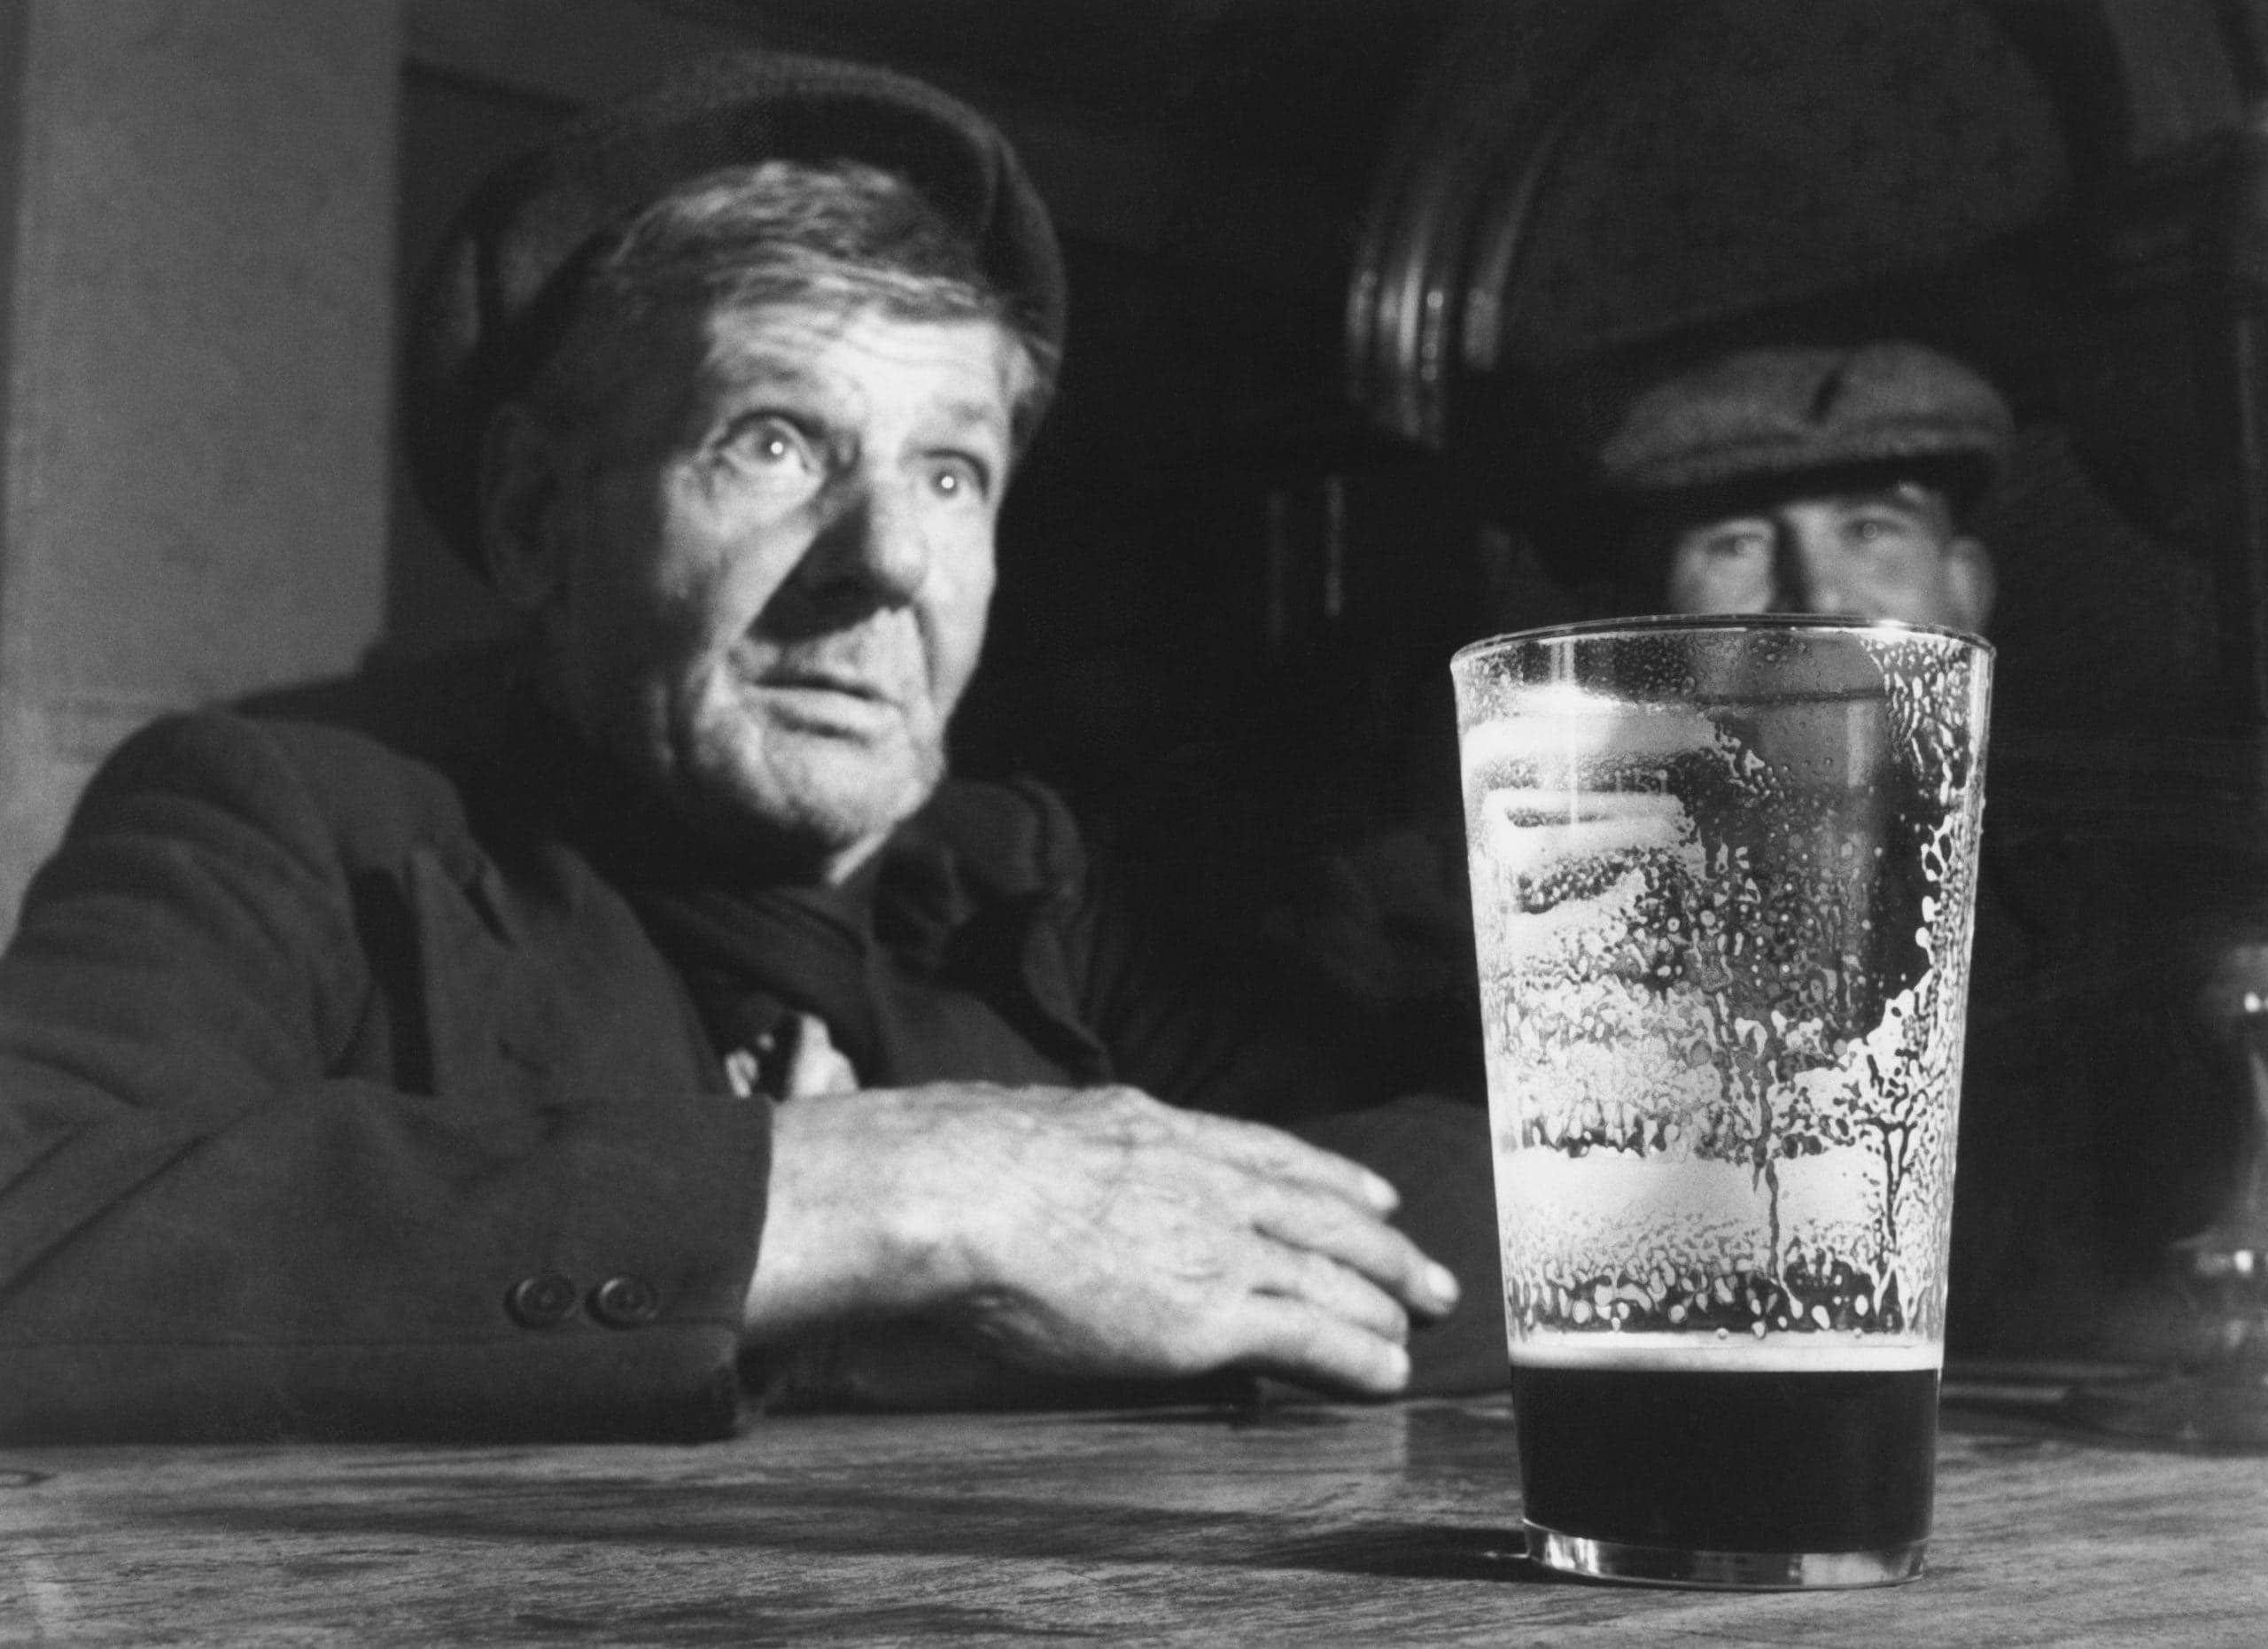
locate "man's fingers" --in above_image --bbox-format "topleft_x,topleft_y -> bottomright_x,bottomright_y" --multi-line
1155,1101 -> 1463,1318
1252,1182 -> 1462,1319
1249,1241 -> 1410,1344
1233,1295 -> 1412,1397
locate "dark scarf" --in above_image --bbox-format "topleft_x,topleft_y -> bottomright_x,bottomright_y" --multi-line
624,852 -> 889,1093
487,696 -> 1108,1093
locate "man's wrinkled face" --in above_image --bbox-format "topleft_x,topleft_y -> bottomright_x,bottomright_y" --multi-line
527,301 -> 1028,876
1658,480 -> 1994,632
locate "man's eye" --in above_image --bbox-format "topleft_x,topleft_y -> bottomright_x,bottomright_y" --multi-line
722,416 -> 815,472
1699,528 -> 1770,560
1846,514 -> 1913,547
927,455 -> 990,502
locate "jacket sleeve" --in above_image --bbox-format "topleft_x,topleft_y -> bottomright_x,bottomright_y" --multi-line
0,713 -> 769,1443
1042,804 -> 1392,1125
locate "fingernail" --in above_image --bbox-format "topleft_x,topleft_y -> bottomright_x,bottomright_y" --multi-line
1363,1171 -> 1400,1212
1425,1263 -> 1461,1309
1381,1342 -> 1411,1386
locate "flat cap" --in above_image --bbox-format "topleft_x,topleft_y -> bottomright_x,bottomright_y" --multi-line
403,51 -> 1066,563
1596,341 -> 2013,502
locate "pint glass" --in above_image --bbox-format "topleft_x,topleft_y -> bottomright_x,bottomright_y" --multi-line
1450,617 -> 1992,1590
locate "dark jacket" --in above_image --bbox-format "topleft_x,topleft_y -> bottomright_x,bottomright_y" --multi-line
0,692 -> 1499,1443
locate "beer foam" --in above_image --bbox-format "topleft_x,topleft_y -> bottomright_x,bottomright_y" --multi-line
1507,1331 -> 1941,1374
1498,1107 -> 1914,1263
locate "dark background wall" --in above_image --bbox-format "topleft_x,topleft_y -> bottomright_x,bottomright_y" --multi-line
382,0 -> 2256,938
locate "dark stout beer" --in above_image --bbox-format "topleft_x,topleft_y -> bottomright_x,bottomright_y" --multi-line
1514,1361 -> 1938,1554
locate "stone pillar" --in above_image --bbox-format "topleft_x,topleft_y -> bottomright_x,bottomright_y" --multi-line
0,0 -> 400,929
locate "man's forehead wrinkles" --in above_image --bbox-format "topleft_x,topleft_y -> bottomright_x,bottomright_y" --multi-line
931,393 -> 1012,436
1673,513 -> 1774,541
701,343 -> 851,402
701,314 -> 1007,386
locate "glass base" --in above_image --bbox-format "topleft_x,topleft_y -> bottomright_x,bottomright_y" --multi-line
1526,1523 -> 1928,1590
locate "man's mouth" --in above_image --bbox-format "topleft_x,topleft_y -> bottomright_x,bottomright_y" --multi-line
758,667 -> 893,704
746,666 -> 909,736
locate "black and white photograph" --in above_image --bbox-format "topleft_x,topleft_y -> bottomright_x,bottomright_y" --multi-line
1,1 -> 2264,1641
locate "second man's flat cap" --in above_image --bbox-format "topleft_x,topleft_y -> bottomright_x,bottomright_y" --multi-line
1596,341 -> 2013,502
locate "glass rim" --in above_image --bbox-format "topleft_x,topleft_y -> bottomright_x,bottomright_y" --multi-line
1451,613 -> 1994,670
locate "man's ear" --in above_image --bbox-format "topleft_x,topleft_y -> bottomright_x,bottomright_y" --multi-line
478,402 -> 571,615
1943,533 -> 1996,634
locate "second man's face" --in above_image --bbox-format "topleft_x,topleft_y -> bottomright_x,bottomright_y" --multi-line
526,299 -> 1030,877
1659,481 -> 1994,633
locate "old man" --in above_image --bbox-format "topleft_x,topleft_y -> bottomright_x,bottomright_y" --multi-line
0,52 -> 1483,1442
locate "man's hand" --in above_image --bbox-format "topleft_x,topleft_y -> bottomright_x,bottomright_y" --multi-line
742,1084 -> 1461,1398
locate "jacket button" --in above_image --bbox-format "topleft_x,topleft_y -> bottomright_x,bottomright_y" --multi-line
590,1274 -> 662,1328
506,1273 -> 579,1328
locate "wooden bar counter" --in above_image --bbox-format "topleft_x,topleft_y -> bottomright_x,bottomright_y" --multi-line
4,1386 -> 2264,1645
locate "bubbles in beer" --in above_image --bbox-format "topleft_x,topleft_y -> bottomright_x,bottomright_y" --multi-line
1458,627 -> 1988,1359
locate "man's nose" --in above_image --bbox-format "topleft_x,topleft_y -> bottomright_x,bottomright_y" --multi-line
1768,525 -> 1860,618
802,479 -> 930,611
